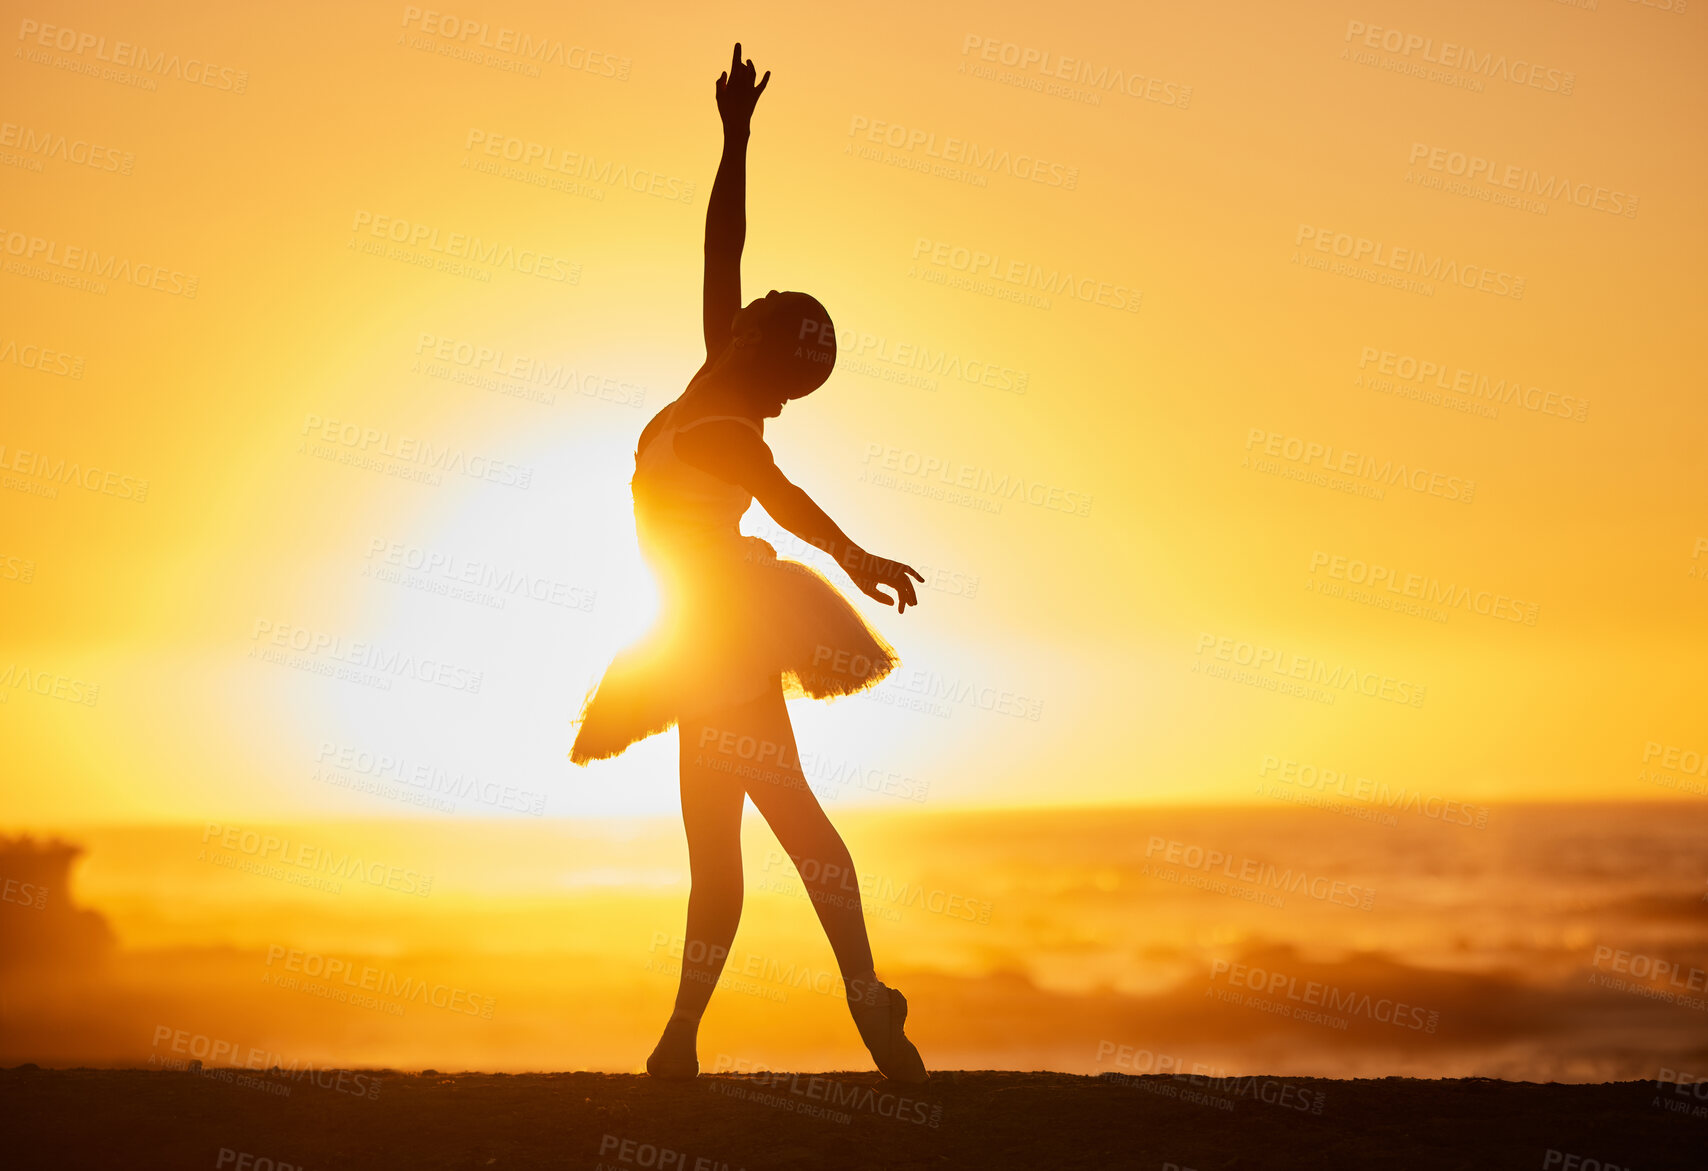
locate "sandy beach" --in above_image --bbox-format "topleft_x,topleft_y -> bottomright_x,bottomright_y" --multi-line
5,1067 -> 1702,1170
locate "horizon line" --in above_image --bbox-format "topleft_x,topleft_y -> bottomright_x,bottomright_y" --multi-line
7,792 -> 1706,835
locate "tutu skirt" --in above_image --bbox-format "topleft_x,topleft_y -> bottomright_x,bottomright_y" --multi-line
569,535 -> 898,764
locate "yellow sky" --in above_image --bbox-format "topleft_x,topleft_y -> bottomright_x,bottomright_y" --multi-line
3,0 -> 1705,825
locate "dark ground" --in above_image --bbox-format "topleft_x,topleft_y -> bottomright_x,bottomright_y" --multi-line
4,1067 -> 1703,1170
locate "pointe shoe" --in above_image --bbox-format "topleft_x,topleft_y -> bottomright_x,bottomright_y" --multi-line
645,1017 -> 699,1080
849,982 -> 929,1084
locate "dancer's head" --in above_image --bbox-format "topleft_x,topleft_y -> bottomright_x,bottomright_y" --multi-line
727,290 -> 836,416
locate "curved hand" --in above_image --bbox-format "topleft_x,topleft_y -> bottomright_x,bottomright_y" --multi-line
845,553 -> 924,614
715,42 -> 770,128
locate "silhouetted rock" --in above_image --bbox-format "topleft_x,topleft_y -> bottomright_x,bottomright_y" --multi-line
0,836 -> 115,972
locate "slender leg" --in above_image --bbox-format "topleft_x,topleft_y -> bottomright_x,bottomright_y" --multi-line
717,683 -> 878,998
725,682 -> 927,1080
670,714 -> 748,1023
681,681 -> 927,1082
647,711 -> 746,1078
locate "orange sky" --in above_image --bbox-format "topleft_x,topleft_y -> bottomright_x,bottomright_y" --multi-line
3,0 -> 1706,826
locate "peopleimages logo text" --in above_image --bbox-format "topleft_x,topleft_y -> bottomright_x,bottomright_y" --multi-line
1295,225 -> 1524,299
911,237 -> 1141,312
1245,429 -> 1474,503
15,19 -> 250,91
350,211 -> 577,282
1343,21 -> 1575,94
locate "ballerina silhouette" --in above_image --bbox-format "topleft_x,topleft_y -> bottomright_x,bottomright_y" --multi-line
569,43 -> 929,1083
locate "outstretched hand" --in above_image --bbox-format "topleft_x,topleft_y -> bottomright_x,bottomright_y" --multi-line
715,42 -> 770,129
846,552 -> 925,614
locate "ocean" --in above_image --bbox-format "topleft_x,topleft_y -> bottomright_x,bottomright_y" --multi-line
3,802 -> 1704,1081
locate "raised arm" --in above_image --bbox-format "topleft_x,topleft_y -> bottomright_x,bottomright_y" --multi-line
702,44 -> 770,360
675,423 -> 923,612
